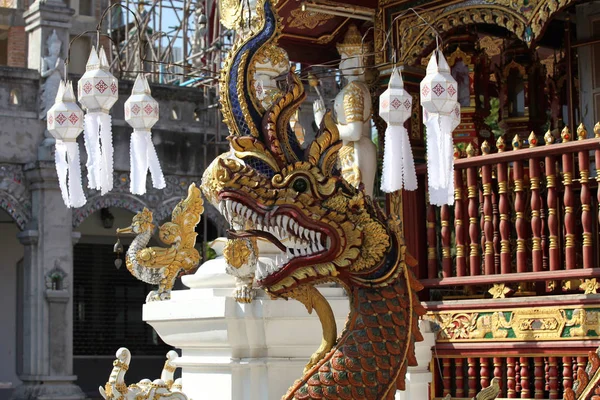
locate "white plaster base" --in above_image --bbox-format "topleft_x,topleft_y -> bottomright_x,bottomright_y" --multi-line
143,267 -> 435,400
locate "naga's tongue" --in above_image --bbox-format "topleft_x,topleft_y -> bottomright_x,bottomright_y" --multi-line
227,229 -> 287,252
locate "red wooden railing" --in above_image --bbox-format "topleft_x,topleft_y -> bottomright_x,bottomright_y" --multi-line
418,126 -> 600,293
432,354 -> 589,399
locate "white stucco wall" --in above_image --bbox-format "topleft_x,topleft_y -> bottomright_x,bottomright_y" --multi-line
0,212 -> 24,389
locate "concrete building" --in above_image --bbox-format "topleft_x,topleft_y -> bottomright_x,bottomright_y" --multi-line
0,1 -> 228,399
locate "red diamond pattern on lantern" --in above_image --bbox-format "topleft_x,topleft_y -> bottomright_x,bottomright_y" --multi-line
48,116 -> 54,125
391,98 -> 402,109
144,104 -> 154,115
381,99 -> 389,109
83,81 -> 93,94
110,82 -> 117,95
55,113 -> 67,125
403,99 -> 411,110
132,104 -> 141,115
447,84 -> 456,97
68,113 -> 79,125
432,83 -> 445,97
421,85 -> 430,97
95,80 -> 108,93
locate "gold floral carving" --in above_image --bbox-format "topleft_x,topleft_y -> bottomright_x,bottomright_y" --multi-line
488,283 -> 512,298
428,306 -> 600,342
343,82 -> 365,123
219,0 -> 243,29
581,279 -> 600,294
223,238 -> 257,269
287,7 -> 335,30
479,36 -> 503,58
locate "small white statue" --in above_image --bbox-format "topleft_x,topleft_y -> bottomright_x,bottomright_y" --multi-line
99,348 -> 187,400
314,25 -> 377,198
40,30 -> 65,120
254,43 -> 290,110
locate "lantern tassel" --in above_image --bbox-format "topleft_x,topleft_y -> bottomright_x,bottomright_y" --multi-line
425,114 -> 455,206
83,113 -> 101,190
381,124 -> 417,192
55,140 -> 71,207
98,113 -> 114,195
130,130 -> 166,195
146,133 -> 166,190
65,141 -> 86,208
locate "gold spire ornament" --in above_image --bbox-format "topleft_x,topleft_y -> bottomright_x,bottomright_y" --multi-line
336,24 -> 368,57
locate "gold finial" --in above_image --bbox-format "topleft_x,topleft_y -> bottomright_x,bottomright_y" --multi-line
308,73 -> 319,88
512,134 -> 522,150
481,140 -> 491,155
496,136 -> 506,152
561,126 -> 572,142
544,129 -> 555,145
337,24 -> 368,56
594,122 -> 600,138
528,131 -> 538,148
453,145 -> 461,159
466,143 -> 475,158
577,123 -> 588,140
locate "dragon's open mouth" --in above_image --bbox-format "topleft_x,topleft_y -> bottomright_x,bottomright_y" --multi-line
218,192 -> 339,288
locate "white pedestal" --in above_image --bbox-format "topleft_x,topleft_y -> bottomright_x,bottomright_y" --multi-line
143,264 -> 435,400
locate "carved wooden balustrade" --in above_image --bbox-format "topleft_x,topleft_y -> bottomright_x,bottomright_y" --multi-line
431,353 -> 590,399
417,125 -> 600,297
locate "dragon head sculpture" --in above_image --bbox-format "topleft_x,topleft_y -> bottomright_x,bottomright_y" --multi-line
201,0 -> 424,397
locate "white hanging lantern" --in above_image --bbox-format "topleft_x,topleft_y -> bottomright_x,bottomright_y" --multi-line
47,80 -> 86,208
379,67 -> 417,193
124,74 -> 165,195
420,50 -> 459,206
78,46 -> 119,195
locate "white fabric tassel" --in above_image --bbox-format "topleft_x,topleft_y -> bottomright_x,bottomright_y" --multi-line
98,113 -> 114,195
426,114 -> 456,206
83,114 -> 101,189
130,130 -> 166,195
146,134 -> 166,190
381,124 -> 417,192
65,141 -> 86,208
55,140 -> 71,207
130,130 -> 149,195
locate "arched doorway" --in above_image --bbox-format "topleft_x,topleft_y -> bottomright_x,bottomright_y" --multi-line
0,209 -> 23,398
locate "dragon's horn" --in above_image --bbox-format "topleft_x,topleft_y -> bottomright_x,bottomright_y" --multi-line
307,112 -> 342,175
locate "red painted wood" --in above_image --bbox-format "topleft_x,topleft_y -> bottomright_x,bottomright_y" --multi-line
456,358 -> 465,397
467,166 -> 480,276
441,204 -> 452,278
579,146 -> 593,268
451,138 -> 600,168
529,157 -> 543,272
468,357 -> 478,397
513,159 -> 527,273
563,151 -> 576,269
427,204 -> 437,279
520,357 -> 530,398
563,356 -> 573,391
480,357 -> 490,389
545,154 -> 560,272
419,267 -> 600,288
442,358 -> 451,397
454,168 -> 467,277
492,192 -> 500,275
515,359 -> 521,394
482,164 -> 494,275
493,357 -> 503,396
497,161 -> 511,274
534,357 -> 544,399
507,357 -> 516,398
548,357 -> 559,399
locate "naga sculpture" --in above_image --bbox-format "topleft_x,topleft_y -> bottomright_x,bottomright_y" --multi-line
99,347 -> 187,400
200,0 -> 424,398
117,183 -> 204,301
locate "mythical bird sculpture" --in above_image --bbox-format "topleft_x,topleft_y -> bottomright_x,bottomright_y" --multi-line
200,1 -> 424,398
117,183 -> 204,301
99,348 -> 187,400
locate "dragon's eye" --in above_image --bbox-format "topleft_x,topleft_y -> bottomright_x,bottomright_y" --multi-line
293,177 -> 309,193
